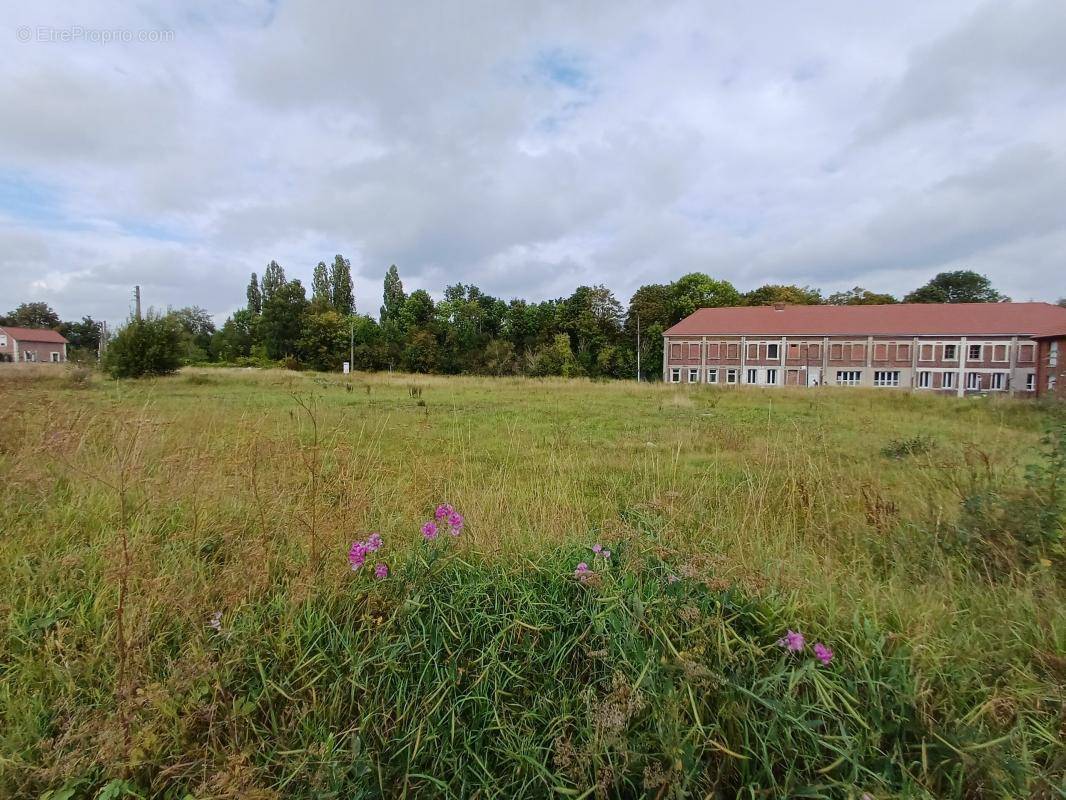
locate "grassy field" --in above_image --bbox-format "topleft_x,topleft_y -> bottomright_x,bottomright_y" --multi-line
1,366 -> 1063,798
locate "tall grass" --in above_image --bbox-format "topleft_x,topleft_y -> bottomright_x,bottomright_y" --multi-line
0,368 -> 1062,797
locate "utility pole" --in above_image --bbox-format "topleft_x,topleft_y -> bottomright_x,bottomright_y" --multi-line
134,285 -> 142,321
636,313 -> 641,382
350,320 -> 354,372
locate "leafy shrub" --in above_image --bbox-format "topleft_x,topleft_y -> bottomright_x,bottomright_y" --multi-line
65,365 -> 94,388
102,314 -> 183,379
881,433 -> 934,459
946,423 -> 1065,575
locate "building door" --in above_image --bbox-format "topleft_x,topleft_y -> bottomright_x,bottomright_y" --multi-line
786,369 -> 802,386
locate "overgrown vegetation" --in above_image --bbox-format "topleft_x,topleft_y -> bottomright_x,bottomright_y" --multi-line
1,369 -> 1062,798
102,313 -> 184,378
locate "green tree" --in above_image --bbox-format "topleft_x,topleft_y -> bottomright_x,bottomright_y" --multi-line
403,329 -> 439,373
299,309 -> 348,371
669,273 -> 741,321
381,265 -> 407,323
246,272 -> 262,315
58,316 -> 102,358
261,260 -> 287,303
212,309 -> 256,361
260,280 -> 309,359
330,254 -> 355,316
311,262 -> 332,311
903,270 -> 1008,304
401,290 -> 436,330
3,302 -> 60,329
743,284 -> 823,306
170,306 -> 216,363
560,285 -> 623,375
102,312 -> 183,378
826,287 -> 898,305
528,333 -> 583,377
481,339 -> 516,376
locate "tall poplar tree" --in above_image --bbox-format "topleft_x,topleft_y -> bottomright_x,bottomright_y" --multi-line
311,261 -> 332,310
246,272 -> 262,315
380,265 -> 407,322
330,254 -> 355,315
261,260 -> 287,303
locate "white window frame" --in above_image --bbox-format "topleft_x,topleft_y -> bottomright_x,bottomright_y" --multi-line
967,344 -> 982,361
965,372 -> 982,390
896,343 -> 911,361
50,352 -> 60,363
766,368 -> 778,386
943,344 -> 958,361
0,334 -> 6,347
942,371 -> 956,389
706,368 -> 718,384
766,343 -> 780,360
1049,376 -> 1057,391
1026,373 -> 1035,391
989,372 -> 1005,391
835,370 -> 861,386
726,368 -> 738,385
873,370 -> 900,387
918,343 -> 935,362
688,368 -> 700,383
1050,342 -> 1059,368
669,368 -> 681,384
917,371 -> 931,389
745,368 -> 758,385
991,345 -> 1009,363
1018,344 -> 1035,363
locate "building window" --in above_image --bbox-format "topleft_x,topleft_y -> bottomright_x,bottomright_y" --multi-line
707,368 -> 718,384
1051,342 -> 1060,367
726,368 -> 738,384
851,343 -> 866,361
707,342 -> 720,359
689,343 -> 700,359
1049,376 -> 1057,392
688,368 -> 700,383
917,371 -> 931,389
746,343 -> 758,360
787,342 -> 800,358
965,372 -> 982,390
766,368 -> 778,385
808,343 -> 821,360
830,343 -> 843,360
896,343 -> 911,361
873,371 -> 900,387
746,368 -> 758,384
670,368 -> 680,383
766,343 -> 780,360
1018,344 -> 1035,363
990,372 -> 1005,390
670,343 -> 682,360
942,371 -> 956,389
992,344 -> 1007,362
50,352 -> 60,363
943,344 -> 957,360
835,370 -> 861,386
919,344 -> 934,361
873,343 -> 888,361
1026,373 -> 1035,391
967,344 -> 982,361
0,334 -> 6,347
726,342 -> 739,359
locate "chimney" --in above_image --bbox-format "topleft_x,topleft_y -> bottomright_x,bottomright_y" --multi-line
773,302 -> 786,311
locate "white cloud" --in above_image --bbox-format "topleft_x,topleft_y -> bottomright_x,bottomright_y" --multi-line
1,0 -> 1064,327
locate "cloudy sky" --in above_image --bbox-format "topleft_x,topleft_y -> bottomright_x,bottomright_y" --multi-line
3,0 -> 1065,324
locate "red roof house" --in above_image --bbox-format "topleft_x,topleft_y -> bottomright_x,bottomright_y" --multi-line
0,326 -> 69,363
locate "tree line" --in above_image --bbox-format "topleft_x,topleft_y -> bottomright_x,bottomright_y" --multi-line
3,266 -> 1034,378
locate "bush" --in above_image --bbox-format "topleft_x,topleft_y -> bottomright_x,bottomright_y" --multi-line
881,434 -> 934,459
102,314 -> 183,379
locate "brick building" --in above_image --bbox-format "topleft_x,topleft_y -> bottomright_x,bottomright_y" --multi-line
0,326 -> 69,363
662,302 -> 1066,398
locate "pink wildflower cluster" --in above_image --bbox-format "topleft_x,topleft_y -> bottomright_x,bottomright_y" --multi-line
777,629 -> 833,665
348,532 -> 388,580
574,543 -> 612,582
423,504 -> 464,540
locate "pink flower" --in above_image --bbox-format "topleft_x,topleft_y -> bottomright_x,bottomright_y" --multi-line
366,533 -> 383,552
813,643 -> 833,665
435,504 -> 454,520
778,630 -> 806,652
349,540 -> 369,570
447,510 -> 464,532
421,521 -> 439,540
602,550 -> 611,560
374,563 -> 389,580
591,544 -> 602,554
667,574 -> 679,584
574,562 -> 590,578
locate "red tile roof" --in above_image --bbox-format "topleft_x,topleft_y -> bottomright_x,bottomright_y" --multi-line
0,326 -> 69,343
663,302 -> 1066,338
